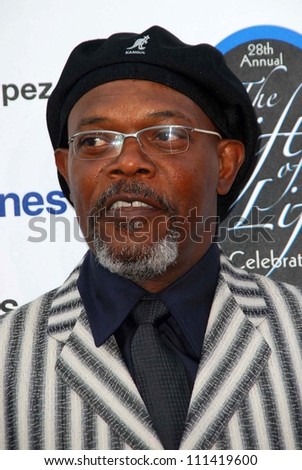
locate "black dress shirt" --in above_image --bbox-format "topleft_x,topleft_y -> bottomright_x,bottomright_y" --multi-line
77,244 -> 220,390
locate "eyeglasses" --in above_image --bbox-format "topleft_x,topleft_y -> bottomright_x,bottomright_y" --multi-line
68,125 -> 222,161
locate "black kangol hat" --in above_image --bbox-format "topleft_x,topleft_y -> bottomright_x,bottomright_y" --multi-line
47,25 -> 259,221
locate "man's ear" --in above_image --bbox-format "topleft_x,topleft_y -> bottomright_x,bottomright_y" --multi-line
216,139 -> 245,195
55,148 -> 69,185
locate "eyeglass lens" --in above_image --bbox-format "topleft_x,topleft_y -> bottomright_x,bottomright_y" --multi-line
72,126 -> 190,160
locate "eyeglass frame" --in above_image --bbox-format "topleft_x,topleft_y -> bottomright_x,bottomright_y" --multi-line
68,124 -> 222,161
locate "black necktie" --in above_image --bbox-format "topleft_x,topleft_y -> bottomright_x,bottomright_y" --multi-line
130,296 -> 190,449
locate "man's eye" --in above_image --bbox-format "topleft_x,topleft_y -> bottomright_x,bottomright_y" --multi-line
79,135 -> 108,148
155,130 -> 179,142
153,128 -> 188,146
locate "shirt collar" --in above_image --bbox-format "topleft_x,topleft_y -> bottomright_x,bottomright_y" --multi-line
77,244 -> 220,354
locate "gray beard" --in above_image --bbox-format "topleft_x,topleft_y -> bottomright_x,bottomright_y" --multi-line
92,230 -> 179,282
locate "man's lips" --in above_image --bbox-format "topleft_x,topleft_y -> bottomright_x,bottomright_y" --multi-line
96,196 -> 166,230
89,181 -> 176,224
86,181 -> 177,241
110,200 -> 154,210
105,195 -> 163,216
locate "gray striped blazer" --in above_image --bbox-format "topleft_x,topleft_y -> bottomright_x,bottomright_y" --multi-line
1,252 -> 302,450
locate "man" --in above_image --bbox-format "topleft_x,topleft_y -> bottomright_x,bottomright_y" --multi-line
1,26 -> 302,450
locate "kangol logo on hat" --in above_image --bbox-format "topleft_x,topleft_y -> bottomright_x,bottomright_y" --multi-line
125,35 -> 150,54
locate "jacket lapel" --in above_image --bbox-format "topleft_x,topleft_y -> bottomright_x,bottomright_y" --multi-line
47,267 -> 162,450
181,255 -> 271,450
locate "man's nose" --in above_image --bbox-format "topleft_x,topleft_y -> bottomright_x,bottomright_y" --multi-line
104,137 -> 156,178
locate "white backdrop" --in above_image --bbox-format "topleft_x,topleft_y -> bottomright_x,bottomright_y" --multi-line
1,0 -> 302,310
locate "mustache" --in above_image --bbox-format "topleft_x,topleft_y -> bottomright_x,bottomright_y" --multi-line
89,180 -> 176,216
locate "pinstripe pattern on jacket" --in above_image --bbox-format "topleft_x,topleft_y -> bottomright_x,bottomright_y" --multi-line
1,253 -> 302,449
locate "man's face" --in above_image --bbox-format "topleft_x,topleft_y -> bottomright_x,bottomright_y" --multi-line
56,80 -> 243,290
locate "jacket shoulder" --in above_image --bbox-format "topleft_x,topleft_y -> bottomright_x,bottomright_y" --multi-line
221,251 -> 302,291
0,260 -> 83,327
220,252 -> 302,316
0,288 -> 58,326
253,272 -> 302,317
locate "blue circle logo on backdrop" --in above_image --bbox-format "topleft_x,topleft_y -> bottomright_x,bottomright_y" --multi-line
216,25 -> 302,53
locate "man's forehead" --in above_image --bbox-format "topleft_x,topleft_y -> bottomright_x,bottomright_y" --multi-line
67,80 -> 213,131
70,79 -> 196,105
